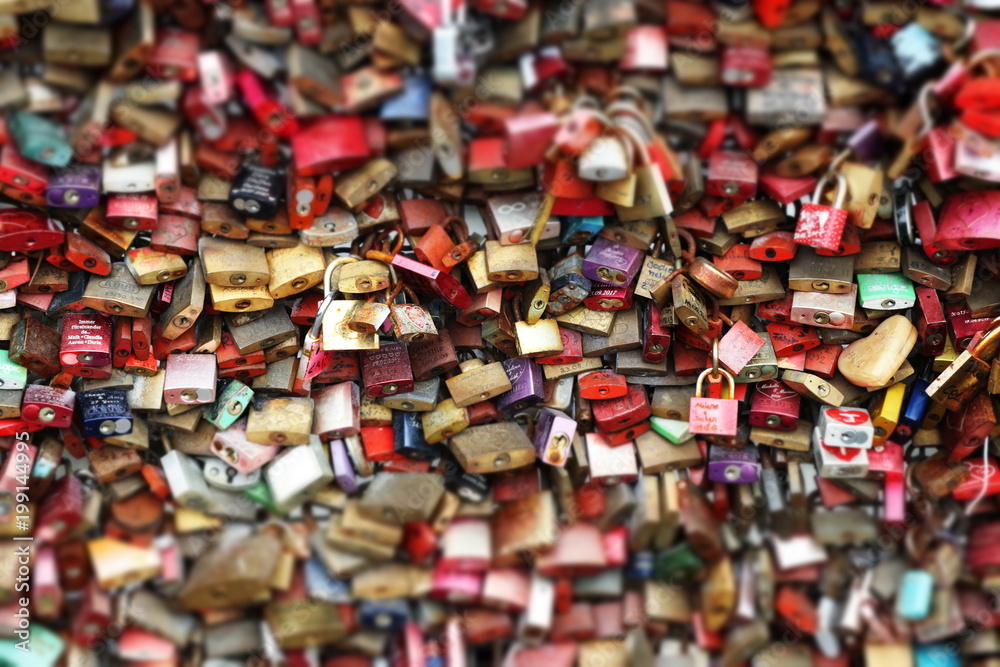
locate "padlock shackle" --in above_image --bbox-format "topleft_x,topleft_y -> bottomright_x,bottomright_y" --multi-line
811,172 -> 847,211
616,124 -> 652,168
693,367 -> 735,399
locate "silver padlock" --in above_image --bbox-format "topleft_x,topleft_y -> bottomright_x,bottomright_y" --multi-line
203,457 -> 262,492
265,435 -> 334,514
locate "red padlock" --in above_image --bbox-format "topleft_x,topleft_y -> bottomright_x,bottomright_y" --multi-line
748,231 -> 798,262
793,173 -> 848,252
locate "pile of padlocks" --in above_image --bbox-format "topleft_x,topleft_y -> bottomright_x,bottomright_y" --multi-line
5,0 -> 1000,665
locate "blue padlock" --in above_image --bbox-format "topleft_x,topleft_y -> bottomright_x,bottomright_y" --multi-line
896,569 -> 935,620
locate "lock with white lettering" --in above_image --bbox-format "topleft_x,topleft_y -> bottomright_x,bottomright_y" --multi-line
794,173 -> 849,252
688,342 -> 739,437
77,389 -> 133,438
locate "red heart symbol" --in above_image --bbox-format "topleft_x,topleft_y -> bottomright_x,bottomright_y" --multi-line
826,409 -> 868,425
822,445 -> 862,462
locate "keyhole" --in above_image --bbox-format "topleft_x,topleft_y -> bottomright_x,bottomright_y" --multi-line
226,467 -> 238,483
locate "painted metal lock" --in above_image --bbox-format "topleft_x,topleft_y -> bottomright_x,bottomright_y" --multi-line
935,190 -> 1000,251
203,458 -> 260,492
60,313 -> 113,370
390,287 -> 439,343
106,193 -> 158,231
857,273 -> 916,310
21,384 -> 75,429
229,162 -> 283,219
8,111 -> 72,168
578,370 -> 628,400
46,164 -> 102,209
706,150 -> 758,199
721,45 -> 772,87
582,236 -> 643,286
689,367 -> 739,437
533,407 -> 577,467
361,342 -> 415,398
817,406 -> 874,449
496,358 -> 545,413
163,354 -> 217,405
382,377 -> 440,412
643,304 -> 672,364
749,379 -> 800,431
707,444 -> 761,484
0,144 -> 49,196
547,252 -> 592,316
393,409 -> 440,460
312,382 -> 361,439
794,173 -> 848,252
813,427 -> 870,478
0,349 -> 27,391
77,389 -> 133,438
593,383 -> 651,433
211,418 -> 280,475
203,379 -> 253,430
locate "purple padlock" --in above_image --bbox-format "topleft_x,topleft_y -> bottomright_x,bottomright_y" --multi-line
330,438 -> 359,493
533,407 -> 577,467
45,164 -> 102,208
707,443 -> 760,484
496,357 -> 544,413
581,236 -> 644,286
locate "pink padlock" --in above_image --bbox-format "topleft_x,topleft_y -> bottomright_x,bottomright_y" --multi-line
688,354 -> 739,437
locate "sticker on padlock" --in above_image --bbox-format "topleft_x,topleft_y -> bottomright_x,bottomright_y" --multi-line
817,406 -> 875,449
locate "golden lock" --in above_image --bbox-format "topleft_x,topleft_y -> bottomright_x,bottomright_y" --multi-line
335,158 -> 397,210
208,283 -> 274,314
484,240 -> 540,283
671,275 -> 710,334
787,250 -> 854,293
837,161 -> 884,230
450,422 -> 537,474
245,397 -> 314,445
124,248 -> 187,286
199,237 -> 269,287
266,243 -> 325,299
722,199 -> 785,237
445,357 -> 513,408
421,398 -> 469,444
338,260 -> 391,294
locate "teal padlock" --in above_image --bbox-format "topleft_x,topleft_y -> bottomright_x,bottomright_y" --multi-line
914,644 -> 960,667
0,623 -> 63,667
8,112 -> 72,168
0,350 -> 27,391
203,379 -> 253,430
896,569 -> 935,620
857,273 -> 917,311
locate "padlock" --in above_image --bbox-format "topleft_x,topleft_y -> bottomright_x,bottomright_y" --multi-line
583,236 -> 644,287
706,150 -> 758,199
749,379 -> 800,431
496,358 -> 545,413
707,444 -> 760,484
60,312 -> 113,371
547,249 -> 593,316
361,342 -> 415,398
817,406 -> 875,449
389,284 -> 439,343
77,389 -> 133,438
794,173 -> 849,252
163,354 -> 217,405
445,356 -> 513,408
21,384 -> 75,429
857,273 -> 917,311
689,363 -> 739,437
813,428 -> 870,478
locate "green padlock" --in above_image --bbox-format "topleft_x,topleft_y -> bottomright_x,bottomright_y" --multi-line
654,542 -> 706,583
651,416 -> 691,444
856,273 -> 916,311
8,112 -> 72,168
203,379 -> 253,430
